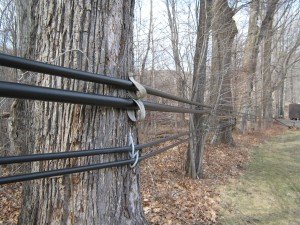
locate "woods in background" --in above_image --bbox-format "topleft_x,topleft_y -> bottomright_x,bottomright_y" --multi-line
134,0 -> 300,178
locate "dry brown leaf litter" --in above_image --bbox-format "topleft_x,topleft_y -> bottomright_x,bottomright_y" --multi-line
0,124 -> 287,224
0,167 -> 22,225
140,124 -> 287,224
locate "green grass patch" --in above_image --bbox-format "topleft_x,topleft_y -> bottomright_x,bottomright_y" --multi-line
219,130 -> 300,225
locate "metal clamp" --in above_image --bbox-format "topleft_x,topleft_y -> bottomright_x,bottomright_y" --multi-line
203,123 -> 210,132
127,99 -> 146,122
128,132 -> 139,168
127,74 -> 146,122
128,74 -> 147,99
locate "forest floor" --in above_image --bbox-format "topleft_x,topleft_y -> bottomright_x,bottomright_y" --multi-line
218,130 -> 300,225
140,123 -> 292,224
0,123 -> 293,224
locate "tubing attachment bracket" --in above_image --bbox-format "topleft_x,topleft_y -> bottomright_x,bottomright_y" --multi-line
128,132 -> 139,168
128,74 -> 147,99
127,99 -> 146,122
127,73 -> 146,122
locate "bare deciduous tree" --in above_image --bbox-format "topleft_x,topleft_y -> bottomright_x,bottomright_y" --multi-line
186,0 -> 212,179
17,1 -> 147,224
239,0 -> 279,132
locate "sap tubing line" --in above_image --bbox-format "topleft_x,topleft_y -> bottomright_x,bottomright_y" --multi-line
0,53 -> 210,108
0,131 -> 190,165
0,138 -> 188,185
0,81 -> 209,114
0,53 -> 281,120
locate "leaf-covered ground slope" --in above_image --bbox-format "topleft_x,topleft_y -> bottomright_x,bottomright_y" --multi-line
140,124 -> 288,224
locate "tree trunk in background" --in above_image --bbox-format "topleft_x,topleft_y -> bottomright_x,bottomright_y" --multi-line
166,0 -> 186,125
15,0 -> 31,58
186,0 -> 211,179
239,0 -> 259,133
17,1 -> 147,224
274,35 -> 300,117
239,0 -> 279,132
290,75 -> 295,103
262,9 -> 274,127
8,0 -> 34,161
139,0 -> 154,131
274,81 -> 284,118
140,0 -> 153,82
210,0 -> 237,146
279,83 -> 284,117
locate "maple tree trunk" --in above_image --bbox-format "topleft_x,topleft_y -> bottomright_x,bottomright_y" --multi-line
210,0 -> 237,146
17,1 -> 147,224
239,0 -> 259,133
262,14 -> 274,127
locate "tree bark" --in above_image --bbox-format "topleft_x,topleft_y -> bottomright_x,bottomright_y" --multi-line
8,0 -> 34,162
186,0 -> 211,179
239,0 -> 259,132
239,0 -> 279,132
210,0 -> 237,146
290,75 -> 295,103
17,1 -> 147,224
262,8 -> 274,127
279,82 -> 284,117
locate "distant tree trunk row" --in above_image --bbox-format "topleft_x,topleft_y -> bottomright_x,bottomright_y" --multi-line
186,0 -> 300,179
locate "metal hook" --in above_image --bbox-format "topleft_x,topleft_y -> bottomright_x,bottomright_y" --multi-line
128,132 -> 139,168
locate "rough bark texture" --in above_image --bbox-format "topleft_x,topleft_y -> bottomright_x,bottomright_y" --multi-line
210,0 -> 237,146
239,0 -> 279,132
8,0 -> 34,160
186,0 -> 211,179
239,0 -> 259,132
17,1 -> 147,225
262,12 -> 274,126
259,0 -> 279,127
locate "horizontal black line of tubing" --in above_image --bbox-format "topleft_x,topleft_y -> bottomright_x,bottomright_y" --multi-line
144,85 -> 210,108
0,81 -> 208,114
0,138 -> 189,185
0,53 -> 210,108
0,53 -> 279,118
143,101 -> 208,114
0,131 -> 190,165
0,158 -> 134,185
0,147 -> 130,165
140,138 -> 188,160
0,53 -> 136,91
